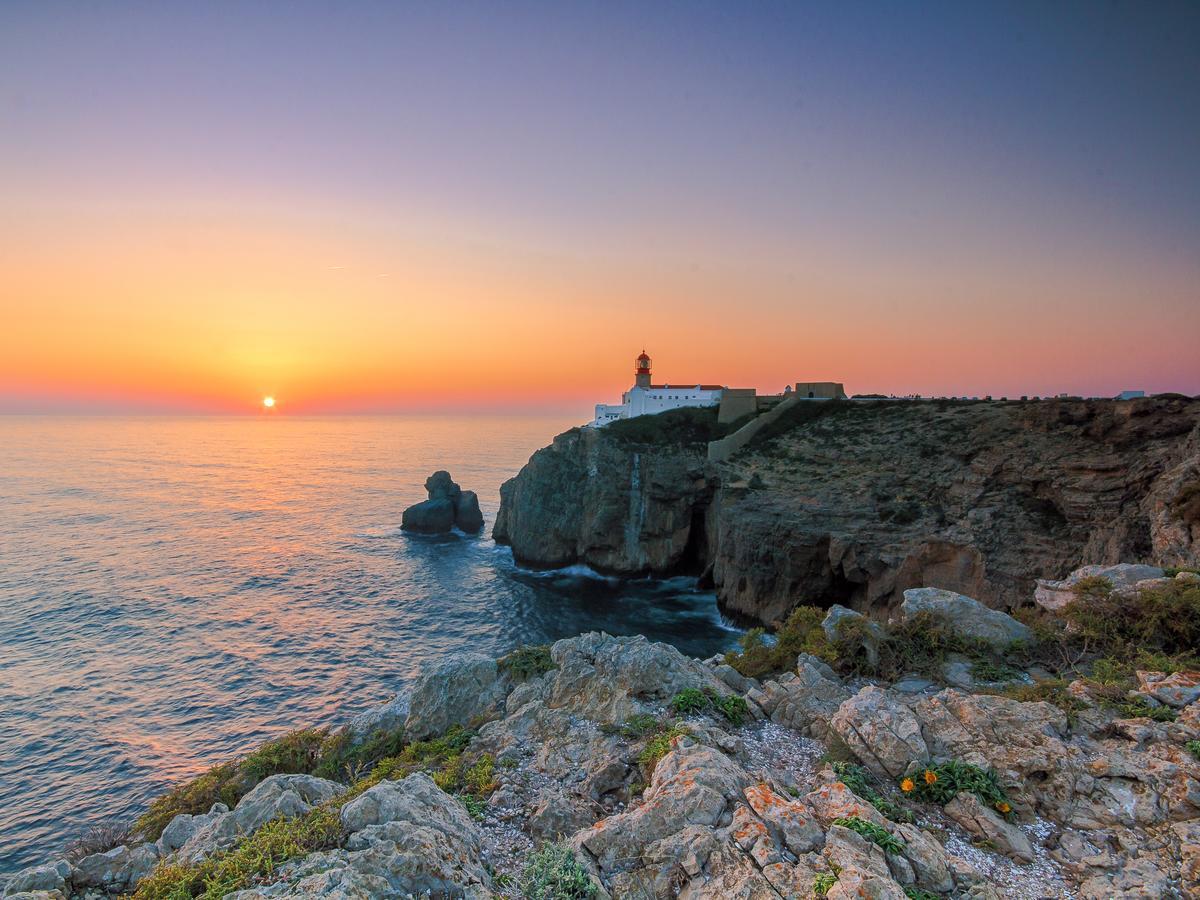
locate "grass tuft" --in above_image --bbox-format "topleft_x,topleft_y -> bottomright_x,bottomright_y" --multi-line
520,841 -> 597,900
831,816 -> 905,854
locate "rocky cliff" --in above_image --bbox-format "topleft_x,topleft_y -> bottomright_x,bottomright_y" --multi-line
11,610 -> 1200,899
494,397 -> 1200,625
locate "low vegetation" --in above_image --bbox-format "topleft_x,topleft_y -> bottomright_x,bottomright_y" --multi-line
831,816 -> 905,854
812,871 -> 838,896
135,723 -> 413,841
499,644 -> 557,682
830,761 -> 912,823
636,723 -> 690,776
604,406 -> 739,448
669,687 -> 750,725
1187,741 -> 1200,762
133,723 -> 498,898
520,841 -> 597,900
900,761 -> 1011,816
724,606 -> 835,679
64,819 -> 134,863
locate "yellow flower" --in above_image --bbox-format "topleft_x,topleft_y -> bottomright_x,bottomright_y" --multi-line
923,769 -> 938,785
996,801 -> 1012,814
900,777 -> 915,793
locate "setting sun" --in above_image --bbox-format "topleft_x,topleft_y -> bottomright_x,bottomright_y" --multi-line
262,396 -> 275,409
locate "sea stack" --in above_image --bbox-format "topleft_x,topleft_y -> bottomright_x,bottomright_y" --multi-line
402,470 -> 484,534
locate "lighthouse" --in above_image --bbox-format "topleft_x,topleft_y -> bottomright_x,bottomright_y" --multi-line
635,351 -> 652,388
590,350 -> 727,426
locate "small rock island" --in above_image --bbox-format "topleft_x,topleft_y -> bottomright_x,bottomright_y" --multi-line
401,471 -> 484,534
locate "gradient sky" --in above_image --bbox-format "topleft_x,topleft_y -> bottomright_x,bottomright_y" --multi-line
2,1 -> 1198,414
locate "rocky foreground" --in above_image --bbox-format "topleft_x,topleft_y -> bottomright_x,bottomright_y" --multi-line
5,575 -> 1200,899
493,396 -> 1200,625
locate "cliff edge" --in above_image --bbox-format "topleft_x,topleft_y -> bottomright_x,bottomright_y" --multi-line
494,397 -> 1200,624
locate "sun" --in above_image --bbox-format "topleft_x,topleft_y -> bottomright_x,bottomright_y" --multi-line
262,396 -> 276,409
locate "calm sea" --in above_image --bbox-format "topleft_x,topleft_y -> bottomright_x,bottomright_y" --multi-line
0,415 -> 739,872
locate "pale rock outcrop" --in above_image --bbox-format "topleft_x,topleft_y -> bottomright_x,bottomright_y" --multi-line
1,862 -> 71,898
404,651 -> 508,741
71,843 -> 159,892
750,654 -> 851,740
831,686 -> 928,779
543,632 -> 732,726
1135,670 -> 1200,708
899,587 -> 1032,648
1035,562 -> 1166,611
823,824 -> 908,899
576,740 -> 751,874
177,774 -> 342,863
943,791 -> 1034,862
158,802 -> 229,852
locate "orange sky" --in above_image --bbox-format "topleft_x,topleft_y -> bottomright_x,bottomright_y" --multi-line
2,5 -> 1198,414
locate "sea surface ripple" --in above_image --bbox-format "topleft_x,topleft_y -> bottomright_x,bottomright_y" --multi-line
0,415 -> 740,872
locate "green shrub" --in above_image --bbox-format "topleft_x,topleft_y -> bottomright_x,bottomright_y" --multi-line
605,407 -> 735,448
1112,697 -> 1176,722
724,606 -> 834,679
239,728 -> 329,782
620,713 -> 660,739
714,694 -> 750,726
670,688 -> 709,716
830,761 -> 912,823
813,872 -> 838,896
1065,578 -> 1200,657
904,888 -> 943,900
135,761 -> 243,842
637,724 -> 689,775
983,679 -> 1089,723
499,644 -> 556,682
134,804 -> 345,899
1187,740 -> 1200,761
521,841 -> 597,900
833,611 -> 1006,683
831,816 -> 905,854
902,760 -> 1011,815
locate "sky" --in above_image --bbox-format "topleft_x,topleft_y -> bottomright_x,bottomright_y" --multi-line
2,1 -> 1198,414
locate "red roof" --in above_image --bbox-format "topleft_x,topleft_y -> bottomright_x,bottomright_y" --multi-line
636,352 -> 651,362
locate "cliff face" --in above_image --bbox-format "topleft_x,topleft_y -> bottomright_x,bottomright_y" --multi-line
494,397 -> 1200,624
492,425 -> 714,574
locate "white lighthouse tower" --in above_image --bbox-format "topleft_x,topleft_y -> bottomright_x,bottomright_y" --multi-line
590,350 -> 726,426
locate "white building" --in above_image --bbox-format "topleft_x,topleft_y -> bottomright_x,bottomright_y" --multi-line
591,351 -> 725,426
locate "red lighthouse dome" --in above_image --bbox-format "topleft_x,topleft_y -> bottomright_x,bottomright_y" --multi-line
635,350 -> 652,387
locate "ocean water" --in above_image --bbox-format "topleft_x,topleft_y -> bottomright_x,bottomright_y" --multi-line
0,415 -> 740,872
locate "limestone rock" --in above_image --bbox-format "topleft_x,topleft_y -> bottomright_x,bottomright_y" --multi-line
831,686 -> 929,779
497,397 -> 1200,625
158,802 -> 229,852
543,632 -> 732,726
177,774 -> 341,863
944,792 -> 1034,862
402,471 -> 485,533
2,862 -> 71,897
899,587 -> 1032,648
404,651 -> 507,741
1035,563 -> 1166,611
71,843 -> 158,892
1135,670 -> 1200,708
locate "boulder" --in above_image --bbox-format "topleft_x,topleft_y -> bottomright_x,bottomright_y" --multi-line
943,791 -> 1034,862
543,632 -> 732,726
404,652 -> 507,741
1035,563 -> 1166,611
402,471 -> 485,533
831,686 -> 929,779
425,470 -> 461,501
158,802 -> 229,852
2,862 -> 71,897
400,497 -> 455,533
823,605 -> 885,667
1135,670 -> 1200,708
453,490 -> 484,532
340,773 -> 475,839
71,843 -> 158,892
177,774 -> 342,863
899,587 -> 1031,649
